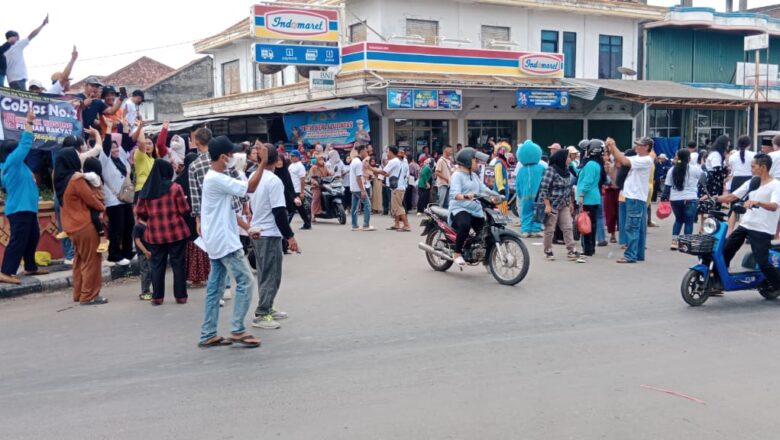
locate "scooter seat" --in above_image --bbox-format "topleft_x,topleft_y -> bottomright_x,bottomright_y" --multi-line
430,206 -> 450,219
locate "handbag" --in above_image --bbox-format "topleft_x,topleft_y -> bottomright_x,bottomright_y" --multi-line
388,165 -> 402,190
532,200 -> 547,224
656,200 -> 672,220
576,210 -> 592,235
116,174 -> 135,204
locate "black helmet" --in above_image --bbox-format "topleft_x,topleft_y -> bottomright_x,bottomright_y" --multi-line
588,139 -> 605,157
455,147 -> 489,168
578,139 -> 589,151
101,85 -> 118,99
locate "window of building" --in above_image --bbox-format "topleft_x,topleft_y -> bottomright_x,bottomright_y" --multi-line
467,120 -> 517,148
395,119 -> 449,158
406,19 -> 439,46
350,22 -> 367,43
694,110 -> 738,146
541,30 -> 559,53
481,25 -> 510,48
598,35 -> 623,79
648,109 -> 682,138
563,32 -> 576,78
221,60 -> 240,96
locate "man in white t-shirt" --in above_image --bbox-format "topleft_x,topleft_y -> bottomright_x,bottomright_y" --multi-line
717,153 -> 780,291
249,146 -> 299,330
608,136 -> 656,263
687,141 -> 700,165
3,16 -> 48,91
768,134 -> 780,179
287,150 -> 311,229
198,137 -> 267,348
120,90 -> 145,136
350,144 -> 375,231
383,146 -> 411,231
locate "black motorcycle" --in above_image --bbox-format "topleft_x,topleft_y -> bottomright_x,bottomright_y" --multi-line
306,176 -> 347,225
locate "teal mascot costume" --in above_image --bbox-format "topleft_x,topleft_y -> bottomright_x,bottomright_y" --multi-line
516,140 -> 545,235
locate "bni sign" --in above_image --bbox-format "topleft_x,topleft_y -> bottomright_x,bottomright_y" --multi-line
310,71 -> 336,90
252,4 -> 340,42
253,43 -> 340,67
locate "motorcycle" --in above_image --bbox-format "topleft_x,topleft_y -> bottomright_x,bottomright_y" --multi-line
306,176 -> 347,225
679,177 -> 780,306
417,192 -> 530,286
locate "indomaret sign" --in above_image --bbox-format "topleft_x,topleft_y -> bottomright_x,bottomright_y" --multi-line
252,4 -> 340,42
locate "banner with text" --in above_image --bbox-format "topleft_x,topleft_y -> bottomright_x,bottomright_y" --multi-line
0,88 -> 82,149
516,89 -> 570,109
283,106 -> 370,147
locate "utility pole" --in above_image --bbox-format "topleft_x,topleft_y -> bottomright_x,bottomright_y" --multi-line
754,47 -> 760,149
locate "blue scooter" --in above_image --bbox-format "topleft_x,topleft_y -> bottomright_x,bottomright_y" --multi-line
679,177 -> 780,306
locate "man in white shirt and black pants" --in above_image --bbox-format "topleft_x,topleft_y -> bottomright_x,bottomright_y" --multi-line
249,146 -> 299,330
716,153 -> 780,292
3,15 -> 48,91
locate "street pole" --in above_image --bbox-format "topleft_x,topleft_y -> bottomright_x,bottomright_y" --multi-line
754,48 -> 760,149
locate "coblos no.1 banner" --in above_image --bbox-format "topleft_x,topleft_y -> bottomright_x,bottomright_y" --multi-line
283,106 -> 370,148
0,88 -> 83,150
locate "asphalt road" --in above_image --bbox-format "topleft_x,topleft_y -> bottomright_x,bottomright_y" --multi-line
3,214 -> 780,440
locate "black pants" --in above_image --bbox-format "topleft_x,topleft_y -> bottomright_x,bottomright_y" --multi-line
106,203 -> 135,262
452,211 -> 485,254
403,185 -> 414,212
582,205 -> 599,256
417,187 -> 431,213
724,226 -> 780,290
382,186 -> 391,215
344,186 -> 351,210
288,202 -> 311,228
148,239 -> 187,300
1,211 -> 39,275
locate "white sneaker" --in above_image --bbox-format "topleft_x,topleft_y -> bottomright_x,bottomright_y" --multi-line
222,289 -> 233,300
63,259 -> 73,265
219,299 -> 226,307
454,256 -> 467,266
271,309 -> 288,320
105,261 -> 116,267
117,258 -> 131,266
362,226 -> 376,232
252,314 -> 281,329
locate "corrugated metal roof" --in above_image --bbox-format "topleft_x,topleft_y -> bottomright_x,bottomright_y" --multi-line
565,79 -> 749,104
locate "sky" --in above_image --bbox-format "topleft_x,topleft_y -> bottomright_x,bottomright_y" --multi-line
7,0 -> 780,85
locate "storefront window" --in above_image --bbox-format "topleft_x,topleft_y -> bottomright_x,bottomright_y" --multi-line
694,109 -> 737,146
467,120 -> 517,148
395,119 -> 449,159
648,109 -> 681,138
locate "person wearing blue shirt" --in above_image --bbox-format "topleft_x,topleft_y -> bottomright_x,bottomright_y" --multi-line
576,139 -> 606,257
449,147 -> 490,267
0,111 -> 48,284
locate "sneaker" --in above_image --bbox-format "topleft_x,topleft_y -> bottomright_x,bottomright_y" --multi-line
63,258 -> 73,265
138,292 -> 152,301
351,227 -> 361,231
252,314 -> 281,329
271,309 -> 288,320
597,240 -> 608,247
219,299 -> 226,307
55,231 -> 69,240
362,226 -> 376,232
544,250 -> 555,261
521,232 -> 531,238
117,258 -> 130,266
222,289 -> 233,300
104,260 -> 117,267
300,225 -> 312,230
567,250 -> 582,261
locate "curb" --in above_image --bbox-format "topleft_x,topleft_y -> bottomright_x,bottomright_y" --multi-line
0,261 -> 141,300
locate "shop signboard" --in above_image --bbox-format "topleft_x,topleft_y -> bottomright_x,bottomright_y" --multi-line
0,88 -> 82,150
309,70 -> 336,90
387,88 -> 462,110
516,89 -> 570,109
518,53 -> 564,78
253,43 -> 340,66
252,4 -> 340,42
283,106 -> 370,146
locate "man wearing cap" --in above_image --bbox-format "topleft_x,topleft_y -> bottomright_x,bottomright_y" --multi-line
79,77 -> 123,130
121,90 -> 144,136
99,86 -> 124,133
27,80 -> 45,94
549,143 -> 562,157
198,138 -> 267,348
607,136 -> 656,263
287,150 -> 312,229
4,15 -> 49,91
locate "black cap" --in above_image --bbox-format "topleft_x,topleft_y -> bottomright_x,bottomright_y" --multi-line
132,89 -> 145,102
634,137 -> 654,148
84,76 -> 104,87
5,31 -> 19,40
208,136 -> 241,162
101,85 -> 117,98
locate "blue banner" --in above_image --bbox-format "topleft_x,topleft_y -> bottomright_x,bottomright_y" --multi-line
516,89 -> 570,109
0,88 -> 83,150
253,43 -> 340,66
387,88 -> 462,110
283,106 -> 370,147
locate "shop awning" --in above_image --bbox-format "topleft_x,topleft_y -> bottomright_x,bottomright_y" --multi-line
219,97 -> 381,118
365,71 -> 566,90
145,117 -> 227,135
564,79 -> 750,108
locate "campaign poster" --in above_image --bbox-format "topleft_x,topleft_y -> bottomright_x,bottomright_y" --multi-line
284,106 -> 370,147
0,88 -> 82,150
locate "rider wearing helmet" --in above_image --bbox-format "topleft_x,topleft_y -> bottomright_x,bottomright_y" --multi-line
576,139 -> 606,256
449,147 -> 491,266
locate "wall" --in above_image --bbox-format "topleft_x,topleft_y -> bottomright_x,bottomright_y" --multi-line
145,57 -> 214,123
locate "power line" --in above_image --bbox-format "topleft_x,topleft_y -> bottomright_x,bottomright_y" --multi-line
29,39 -> 200,69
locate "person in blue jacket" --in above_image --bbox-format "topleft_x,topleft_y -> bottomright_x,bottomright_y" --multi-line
516,140 -> 545,237
576,139 -> 606,257
0,110 -> 48,284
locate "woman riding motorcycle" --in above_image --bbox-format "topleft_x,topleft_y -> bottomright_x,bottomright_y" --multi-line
449,147 -> 491,266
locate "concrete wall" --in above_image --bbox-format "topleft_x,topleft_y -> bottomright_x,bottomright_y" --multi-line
145,57 -> 214,123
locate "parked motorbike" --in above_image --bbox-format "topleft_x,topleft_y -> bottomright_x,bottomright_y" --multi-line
679,177 -> 780,306
306,176 -> 347,225
417,192 -> 530,286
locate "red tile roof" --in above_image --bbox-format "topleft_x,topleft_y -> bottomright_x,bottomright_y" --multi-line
72,56 -> 175,91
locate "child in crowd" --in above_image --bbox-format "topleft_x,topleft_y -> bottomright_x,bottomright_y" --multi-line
82,158 -> 109,253
133,221 -> 152,301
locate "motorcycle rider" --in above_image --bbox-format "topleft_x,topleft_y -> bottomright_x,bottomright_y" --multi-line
715,153 -> 780,292
449,147 -> 491,266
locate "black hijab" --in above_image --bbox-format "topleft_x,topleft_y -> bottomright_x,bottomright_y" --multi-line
174,153 -> 199,202
54,147 -> 81,206
139,159 -> 174,200
549,150 -> 570,178
83,157 -> 102,177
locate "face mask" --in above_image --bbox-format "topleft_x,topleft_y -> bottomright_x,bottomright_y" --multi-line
226,154 -> 237,168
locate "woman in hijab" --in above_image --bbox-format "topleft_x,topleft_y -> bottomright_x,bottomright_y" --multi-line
705,135 -> 729,209
168,134 -> 186,173
135,159 -> 191,305
417,157 -> 435,214
99,131 -> 135,265
308,153 -> 332,221
56,147 -> 108,304
176,152 -> 210,288
538,150 -> 584,263
326,150 -> 344,176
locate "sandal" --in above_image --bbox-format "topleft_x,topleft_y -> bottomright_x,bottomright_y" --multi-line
616,258 -> 636,264
397,228 -> 412,232
0,273 -> 20,285
24,269 -> 49,276
229,332 -> 261,348
198,336 -> 233,348
386,226 -> 399,230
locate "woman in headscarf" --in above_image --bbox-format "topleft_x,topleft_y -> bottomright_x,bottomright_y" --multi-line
576,140 -> 606,257
308,153 -> 332,221
326,149 -> 344,177
135,159 -> 190,305
176,152 -> 210,288
516,140 -> 545,238
705,135 -> 729,209
99,130 -> 135,266
417,157 -> 435,214
167,134 -> 186,173
538,150 -> 584,263
56,147 -> 107,304
133,121 -> 169,200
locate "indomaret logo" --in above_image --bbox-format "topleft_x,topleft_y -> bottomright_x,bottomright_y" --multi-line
266,10 -> 328,37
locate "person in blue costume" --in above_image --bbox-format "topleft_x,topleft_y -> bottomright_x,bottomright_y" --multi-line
516,140 -> 545,238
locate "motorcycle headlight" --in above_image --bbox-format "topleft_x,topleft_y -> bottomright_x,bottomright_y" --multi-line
703,218 -> 718,235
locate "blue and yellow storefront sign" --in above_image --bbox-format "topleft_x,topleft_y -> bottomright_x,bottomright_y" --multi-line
252,5 -> 340,42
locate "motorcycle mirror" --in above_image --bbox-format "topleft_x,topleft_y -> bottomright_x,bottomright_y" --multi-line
748,176 -> 762,192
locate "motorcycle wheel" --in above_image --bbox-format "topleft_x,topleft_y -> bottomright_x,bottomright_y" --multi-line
488,236 -> 530,286
681,269 -> 709,306
425,230 -> 453,272
758,282 -> 780,300
336,204 -> 347,225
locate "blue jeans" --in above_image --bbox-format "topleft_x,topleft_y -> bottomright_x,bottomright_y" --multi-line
618,201 -> 627,245
199,249 -> 255,343
623,198 -> 648,262
671,200 -> 698,237
0,74 -> 5,88
53,195 -> 75,260
351,191 -> 371,228
596,204 -> 605,243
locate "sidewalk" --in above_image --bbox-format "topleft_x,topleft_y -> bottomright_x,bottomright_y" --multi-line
0,260 -> 141,299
